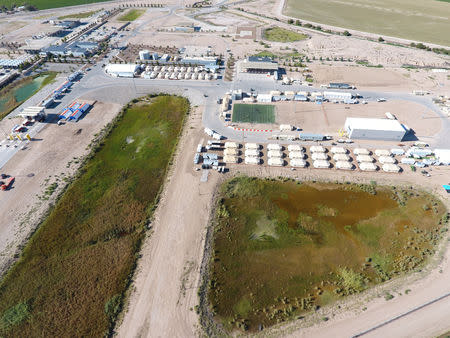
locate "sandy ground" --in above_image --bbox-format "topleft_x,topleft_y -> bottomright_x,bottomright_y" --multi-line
0,101 -> 121,275
235,99 -> 440,143
117,105 -> 215,337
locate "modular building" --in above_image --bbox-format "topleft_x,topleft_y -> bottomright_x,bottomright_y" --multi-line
139,50 -> 151,60
328,83 -> 352,89
105,64 -> 139,78
289,151 -> 305,159
223,155 -> 238,163
375,149 -> 391,157
336,161 -> 354,170
391,148 -> 405,156
333,153 -> 350,161
288,144 -> 303,152
312,152 -> 328,160
323,91 -> 353,101
353,148 -> 370,155
245,149 -> 260,157
245,157 -> 260,165
225,141 -> 238,149
268,157 -> 284,166
345,118 -> 407,141
267,143 -> 282,151
290,158 -> 307,167
401,158 -> 416,165
299,133 -> 325,141
356,155 -> 374,163
382,163 -> 401,173
257,94 -> 272,103
310,146 -> 326,153
330,146 -> 346,154
267,150 -> 283,158
245,143 -> 259,149
378,156 -> 397,164
313,160 -> 330,168
224,148 -> 239,156
359,162 -> 378,171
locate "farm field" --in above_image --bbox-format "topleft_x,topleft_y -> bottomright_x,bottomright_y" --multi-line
0,95 -> 189,336
232,103 -> 275,123
0,0 -> 111,10
118,9 -> 145,22
284,0 -> 450,46
207,177 -> 448,332
264,26 -> 307,42
58,10 -> 99,19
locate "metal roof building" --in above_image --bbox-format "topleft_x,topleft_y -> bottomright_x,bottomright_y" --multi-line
345,118 -> 407,141
239,58 -> 279,74
105,64 -> 139,78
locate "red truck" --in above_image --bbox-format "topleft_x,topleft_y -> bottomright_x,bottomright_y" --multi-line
1,177 -> 15,191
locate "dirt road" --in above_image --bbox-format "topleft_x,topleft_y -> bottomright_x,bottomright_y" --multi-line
117,107 -> 218,337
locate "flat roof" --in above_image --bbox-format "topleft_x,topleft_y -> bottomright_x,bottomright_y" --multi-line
105,64 -> 138,73
241,61 -> 279,71
345,117 -> 406,132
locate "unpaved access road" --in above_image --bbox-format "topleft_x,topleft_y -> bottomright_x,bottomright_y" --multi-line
117,106 -> 218,337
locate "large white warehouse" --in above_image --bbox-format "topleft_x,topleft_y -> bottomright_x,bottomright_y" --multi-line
105,64 -> 139,78
345,118 -> 407,141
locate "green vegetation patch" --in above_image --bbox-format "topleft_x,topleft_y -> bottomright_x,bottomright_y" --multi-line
0,0 -> 112,10
0,71 -> 57,120
263,26 -> 307,42
232,103 -> 275,124
207,177 -> 447,332
118,9 -> 145,22
58,10 -> 99,19
0,95 -> 189,336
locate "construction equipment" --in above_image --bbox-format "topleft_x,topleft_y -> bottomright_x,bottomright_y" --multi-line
1,176 -> 14,191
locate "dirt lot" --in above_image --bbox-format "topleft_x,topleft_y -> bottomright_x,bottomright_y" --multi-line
234,99 -> 440,144
0,101 -> 121,275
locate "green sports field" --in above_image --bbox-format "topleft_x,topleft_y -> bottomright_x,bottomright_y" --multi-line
232,104 -> 275,124
284,0 -> 450,46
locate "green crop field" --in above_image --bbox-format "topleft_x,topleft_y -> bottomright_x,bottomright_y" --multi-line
118,9 -> 145,22
263,26 -> 307,42
0,0 -> 111,10
206,177 -> 448,332
232,103 -> 275,124
58,10 -> 99,19
0,95 -> 189,336
284,0 -> 450,46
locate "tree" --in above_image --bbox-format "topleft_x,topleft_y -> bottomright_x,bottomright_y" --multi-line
288,19 -> 294,24
378,36 -> 384,42
343,30 -> 351,36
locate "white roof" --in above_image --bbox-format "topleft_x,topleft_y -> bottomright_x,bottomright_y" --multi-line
105,63 -> 138,73
330,146 -> 346,154
267,150 -> 283,158
290,158 -> 307,167
312,153 -> 328,160
313,160 -> 330,168
310,146 -> 326,153
223,155 -> 238,163
382,163 -> 401,172
224,148 -> 238,155
375,149 -> 391,156
333,153 -> 350,161
345,118 -> 406,132
289,151 -> 305,159
336,161 -> 353,170
359,162 -> 378,171
435,149 -> 450,164
356,155 -> 374,163
267,143 -> 282,150
268,157 -> 284,166
288,145 -> 303,152
378,156 -> 397,164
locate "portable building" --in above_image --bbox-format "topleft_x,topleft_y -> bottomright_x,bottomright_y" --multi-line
204,128 -> 214,136
333,153 -> 350,161
279,124 -> 293,131
42,98 -> 54,108
330,146 -> 346,154
434,149 -> 450,165
245,157 -> 260,165
401,158 -> 416,165
223,155 -> 238,164
310,146 -> 326,153
256,94 -> 272,103
212,133 -> 222,140
293,95 -> 308,101
353,148 -> 370,155
204,153 -> 218,160
391,148 -> 405,156
299,133 -> 325,141
203,158 -> 219,166
225,141 -> 238,149
193,153 -> 201,164
245,149 -> 260,157
290,158 -> 307,167
245,143 -> 259,149
359,162 -> 378,171
288,144 -> 303,152
267,143 -> 282,151
323,91 -> 352,101
356,155 -> 374,163
312,153 -> 328,160
375,149 -> 391,157
289,151 -> 305,159
139,50 -> 150,60
196,144 -> 203,153
268,157 -> 284,166
378,156 -> 397,164
336,161 -> 354,170
224,148 -> 238,156
267,150 -> 283,158
345,117 -> 407,141
382,163 -> 401,173
313,160 -> 330,168
270,90 -> 281,96
105,64 -> 138,78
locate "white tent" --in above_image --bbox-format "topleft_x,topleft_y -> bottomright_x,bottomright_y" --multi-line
333,153 -> 350,162
310,146 -> 326,153
353,148 -> 370,155
268,157 -> 284,166
382,163 -> 401,172
289,151 -> 305,159
375,149 -> 391,157
245,143 -> 259,149
223,155 -> 238,163
378,156 -> 397,164
313,160 -> 330,168
267,143 -> 282,151
288,144 -> 303,152
290,158 -> 307,167
312,153 -> 328,160
356,155 -> 374,163
336,161 -> 354,170
359,162 -> 378,171
267,150 -> 283,158
330,146 -> 347,154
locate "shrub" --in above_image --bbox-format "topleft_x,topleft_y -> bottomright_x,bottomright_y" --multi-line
0,302 -> 30,330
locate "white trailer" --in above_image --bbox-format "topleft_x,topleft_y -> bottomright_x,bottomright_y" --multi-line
267,150 -> 283,158
378,156 -> 397,164
375,149 -> 391,157
279,124 -> 293,131
204,128 -> 214,137
288,144 -> 303,152
268,157 -> 284,166
336,161 -> 354,170
225,141 -> 238,149
267,143 -> 282,151
245,143 -> 259,150
312,152 -> 328,160
333,153 -> 350,161
353,148 -> 370,155
330,146 -> 347,154
359,162 -> 378,171
310,146 -> 326,153
289,151 -> 305,159
290,158 -> 307,167
356,155 -> 374,163
245,149 -> 260,157
382,163 -> 401,172
212,132 -> 222,140
245,157 -> 260,165
313,160 -> 330,168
